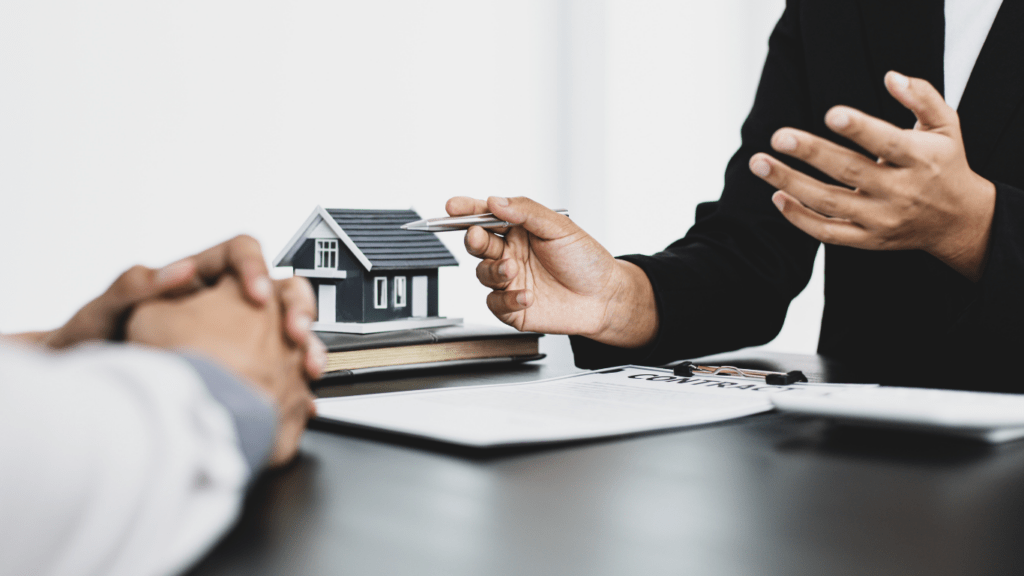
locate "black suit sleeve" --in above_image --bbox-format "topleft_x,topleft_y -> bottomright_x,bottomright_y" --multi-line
570,1 -> 821,368
951,182 -> 1024,361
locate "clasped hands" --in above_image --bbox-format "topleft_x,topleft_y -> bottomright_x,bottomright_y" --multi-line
7,235 -> 324,466
448,72 -> 996,350
749,71 -> 996,281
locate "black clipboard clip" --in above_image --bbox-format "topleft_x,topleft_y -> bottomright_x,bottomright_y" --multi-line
673,361 -> 809,385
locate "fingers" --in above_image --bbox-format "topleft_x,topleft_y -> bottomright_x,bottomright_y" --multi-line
476,259 -> 517,289
47,260 -> 198,347
885,71 -> 959,133
487,196 -> 579,242
446,196 -> 490,217
154,259 -> 199,289
305,335 -> 327,380
769,128 -> 890,192
749,153 -> 870,220
486,288 -> 532,317
104,261 -> 197,314
824,106 -> 916,166
191,235 -> 273,305
465,225 -> 507,260
772,191 -> 871,246
278,277 -> 316,344
275,276 -> 326,379
452,196 -> 574,255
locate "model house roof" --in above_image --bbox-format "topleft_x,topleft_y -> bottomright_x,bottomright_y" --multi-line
274,206 -> 459,271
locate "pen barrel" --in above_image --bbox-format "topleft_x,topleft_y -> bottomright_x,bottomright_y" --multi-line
421,221 -> 510,232
407,209 -> 569,232
422,217 -> 512,231
428,215 -> 508,226
475,221 -> 513,229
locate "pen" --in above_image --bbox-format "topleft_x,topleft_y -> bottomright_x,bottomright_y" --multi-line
401,209 -> 570,232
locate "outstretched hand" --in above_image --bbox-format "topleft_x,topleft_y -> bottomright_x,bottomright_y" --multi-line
749,71 -> 996,281
446,196 -> 658,348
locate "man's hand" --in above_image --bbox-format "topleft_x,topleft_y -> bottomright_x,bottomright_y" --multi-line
748,71 -> 996,281
446,196 -> 658,348
11,234 -> 326,379
126,275 -> 319,466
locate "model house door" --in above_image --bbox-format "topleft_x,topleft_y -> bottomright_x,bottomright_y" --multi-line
412,275 -> 428,317
318,284 -> 336,323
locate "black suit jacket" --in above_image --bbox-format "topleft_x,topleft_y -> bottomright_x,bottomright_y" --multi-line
571,0 -> 1024,389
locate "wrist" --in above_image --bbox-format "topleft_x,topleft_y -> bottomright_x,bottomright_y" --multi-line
585,260 -> 659,348
930,175 -> 996,282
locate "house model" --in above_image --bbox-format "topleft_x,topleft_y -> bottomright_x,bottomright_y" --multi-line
273,206 -> 461,334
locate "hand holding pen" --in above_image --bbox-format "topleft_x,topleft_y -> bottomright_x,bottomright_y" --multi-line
433,196 -> 659,350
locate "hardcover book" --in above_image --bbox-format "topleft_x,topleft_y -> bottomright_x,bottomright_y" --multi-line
316,324 -> 544,377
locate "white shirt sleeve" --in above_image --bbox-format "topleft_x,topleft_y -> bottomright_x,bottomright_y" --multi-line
0,341 -> 277,576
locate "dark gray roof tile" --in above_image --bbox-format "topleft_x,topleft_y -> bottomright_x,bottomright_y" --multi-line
326,208 -> 458,270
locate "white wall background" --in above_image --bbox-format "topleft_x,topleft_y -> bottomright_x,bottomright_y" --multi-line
0,0 -> 822,354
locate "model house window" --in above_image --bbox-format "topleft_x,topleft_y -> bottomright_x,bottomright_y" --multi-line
374,276 -> 387,309
315,239 -> 338,270
394,276 -> 407,308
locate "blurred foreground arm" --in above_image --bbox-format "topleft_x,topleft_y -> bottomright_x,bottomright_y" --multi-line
0,276 -> 318,576
0,343 -> 270,576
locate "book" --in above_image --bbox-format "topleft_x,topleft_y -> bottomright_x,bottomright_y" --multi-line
315,324 -> 544,377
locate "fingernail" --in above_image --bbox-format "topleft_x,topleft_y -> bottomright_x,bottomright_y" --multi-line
292,312 -> 313,334
775,133 -> 798,152
750,158 -> 771,178
252,276 -> 272,301
490,196 -> 510,207
498,262 -> 507,277
156,259 -> 193,285
828,110 -> 850,130
772,192 -> 786,211
516,292 -> 529,306
890,72 -> 909,91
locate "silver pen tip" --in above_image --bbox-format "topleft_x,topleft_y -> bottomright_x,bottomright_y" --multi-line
401,219 -> 427,231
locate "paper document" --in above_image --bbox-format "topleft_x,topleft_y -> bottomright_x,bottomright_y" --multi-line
772,385 -> 1024,443
314,365 -> 843,448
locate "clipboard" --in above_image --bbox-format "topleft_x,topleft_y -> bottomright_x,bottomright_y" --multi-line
674,361 -> 809,385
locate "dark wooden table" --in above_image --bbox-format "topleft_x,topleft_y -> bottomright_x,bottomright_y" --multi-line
187,337 -> 1024,576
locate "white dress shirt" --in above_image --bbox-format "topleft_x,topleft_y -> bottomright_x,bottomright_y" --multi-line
0,342 -> 275,576
945,0 -> 1003,110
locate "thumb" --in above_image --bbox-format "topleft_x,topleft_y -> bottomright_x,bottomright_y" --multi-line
486,196 -> 578,241
885,71 -> 959,133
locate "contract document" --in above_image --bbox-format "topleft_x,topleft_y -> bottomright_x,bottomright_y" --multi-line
314,365 -> 837,448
